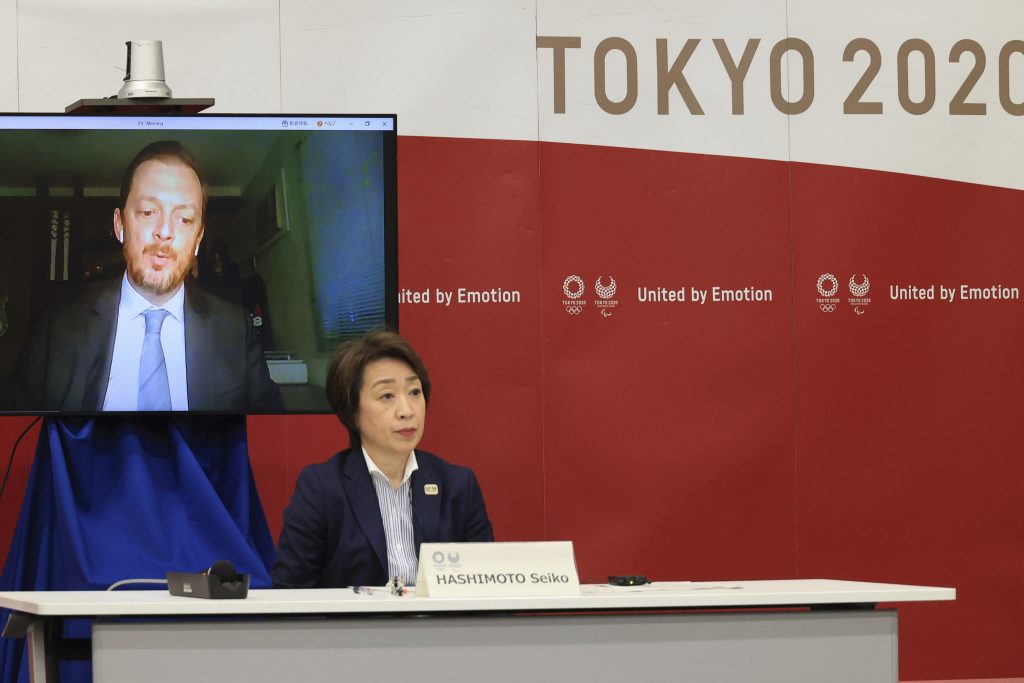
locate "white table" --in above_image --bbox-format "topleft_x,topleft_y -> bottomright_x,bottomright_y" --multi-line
0,579 -> 955,683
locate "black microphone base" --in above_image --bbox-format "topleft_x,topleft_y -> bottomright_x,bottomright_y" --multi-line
166,572 -> 250,599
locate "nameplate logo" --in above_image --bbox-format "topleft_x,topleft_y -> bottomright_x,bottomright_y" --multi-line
415,541 -> 580,597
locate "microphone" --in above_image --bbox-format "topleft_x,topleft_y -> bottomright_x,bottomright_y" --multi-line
167,560 -> 250,599
204,559 -> 240,584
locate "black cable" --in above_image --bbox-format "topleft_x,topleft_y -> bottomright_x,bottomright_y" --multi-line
0,416 -> 42,503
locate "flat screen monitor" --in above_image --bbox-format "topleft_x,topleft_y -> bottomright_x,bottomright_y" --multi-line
0,113 -> 398,415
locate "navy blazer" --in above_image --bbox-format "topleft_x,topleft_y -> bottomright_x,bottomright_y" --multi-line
271,448 -> 494,588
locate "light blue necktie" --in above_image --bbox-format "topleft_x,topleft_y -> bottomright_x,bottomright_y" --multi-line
138,309 -> 172,411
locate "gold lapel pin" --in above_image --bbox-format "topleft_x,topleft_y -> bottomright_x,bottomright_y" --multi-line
424,484 -> 439,496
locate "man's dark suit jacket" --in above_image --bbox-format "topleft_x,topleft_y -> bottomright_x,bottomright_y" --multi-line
14,275 -> 283,413
271,448 -> 494,588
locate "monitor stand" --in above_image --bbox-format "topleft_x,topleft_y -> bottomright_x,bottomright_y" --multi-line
65,97 -> 215,114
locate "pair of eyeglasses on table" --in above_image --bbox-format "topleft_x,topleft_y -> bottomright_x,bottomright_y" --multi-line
352,577 -> 409,596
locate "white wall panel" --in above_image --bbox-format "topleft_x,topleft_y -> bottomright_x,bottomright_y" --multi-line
0,0 -> 18,110
5,0 -> 1021,186
18,0 -> 280,112
537,0 -> 791,162
787,0 -> 1024,189
280,0 -> 537,139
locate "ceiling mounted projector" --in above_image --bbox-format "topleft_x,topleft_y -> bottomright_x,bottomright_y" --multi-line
117,40 -> 172,98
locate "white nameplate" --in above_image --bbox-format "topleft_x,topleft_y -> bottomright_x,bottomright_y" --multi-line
415,541 -> 580,597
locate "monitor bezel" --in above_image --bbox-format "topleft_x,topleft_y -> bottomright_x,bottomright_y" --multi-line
0,112 -> 399,417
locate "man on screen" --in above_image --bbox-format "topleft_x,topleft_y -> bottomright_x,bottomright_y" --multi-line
15,141 -> 283,413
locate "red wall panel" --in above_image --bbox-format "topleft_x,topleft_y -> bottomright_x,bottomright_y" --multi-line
0,418 -> 39,559
538,143 -> 796,582
791,163 -> 1024,679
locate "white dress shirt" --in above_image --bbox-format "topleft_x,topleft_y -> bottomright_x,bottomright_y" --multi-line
363,448 -> 419,585
102,273 -> 189,411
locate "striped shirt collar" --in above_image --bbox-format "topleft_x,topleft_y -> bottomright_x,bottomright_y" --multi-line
362,447 -> 419,488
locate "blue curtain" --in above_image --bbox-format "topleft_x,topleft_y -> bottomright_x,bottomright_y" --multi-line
0,417 -> 276,683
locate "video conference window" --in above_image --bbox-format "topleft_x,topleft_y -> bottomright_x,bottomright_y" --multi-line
0,115 -> 397,415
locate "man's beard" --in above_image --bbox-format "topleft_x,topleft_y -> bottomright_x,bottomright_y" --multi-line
126,244 -> 191,296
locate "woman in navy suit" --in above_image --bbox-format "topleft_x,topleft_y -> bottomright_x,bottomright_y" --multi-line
271,330 -> 493,588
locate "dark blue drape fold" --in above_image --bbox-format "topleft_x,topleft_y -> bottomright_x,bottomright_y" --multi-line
1,417 -> 275,683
